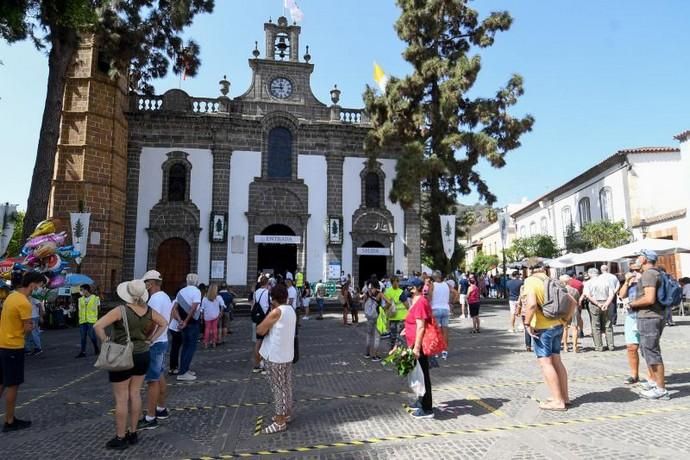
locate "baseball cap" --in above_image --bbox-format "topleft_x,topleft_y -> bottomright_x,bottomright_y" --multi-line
638,249 -> 658,262
407,277 -> 424,289
141,270 -> 163,281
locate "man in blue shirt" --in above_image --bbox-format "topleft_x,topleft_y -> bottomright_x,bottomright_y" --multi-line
506,271 -> 523,333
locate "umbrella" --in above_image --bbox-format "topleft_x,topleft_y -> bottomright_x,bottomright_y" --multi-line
607,238 -> 690,261
65,273 -> 95,287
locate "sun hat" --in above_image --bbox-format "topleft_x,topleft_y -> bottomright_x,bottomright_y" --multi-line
141,270 -> 163,282
117,279 -> 149,304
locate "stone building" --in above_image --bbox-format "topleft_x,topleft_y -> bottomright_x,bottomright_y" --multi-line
50,17 -> 421,296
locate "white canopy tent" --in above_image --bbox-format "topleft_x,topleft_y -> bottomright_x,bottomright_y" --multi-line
607,238 -> 690,261
571,247 -> 618,265
548,252 -> 580,268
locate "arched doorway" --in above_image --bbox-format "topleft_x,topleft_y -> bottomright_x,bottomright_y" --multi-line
156,238 -> 191,297
358,241 -> 388,288
257,224 -> 297,277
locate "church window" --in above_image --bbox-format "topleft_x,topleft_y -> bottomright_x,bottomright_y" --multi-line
267,127 -> 292,178
168,163 -> 187,201
365,172 -> 381,208
578,197 -> 591,227
599,187 -> 613,221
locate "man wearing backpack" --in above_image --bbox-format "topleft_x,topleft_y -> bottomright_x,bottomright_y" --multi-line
628,249 -> 669,400
522,258 -> 576,411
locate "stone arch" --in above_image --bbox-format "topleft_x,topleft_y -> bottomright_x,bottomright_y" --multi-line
359,160 -> 385,209
147,200 -> 201,275
260,111 -> 299,179
161,151 -> 193,202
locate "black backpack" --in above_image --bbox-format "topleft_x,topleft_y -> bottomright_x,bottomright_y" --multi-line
251,289 -> 268,324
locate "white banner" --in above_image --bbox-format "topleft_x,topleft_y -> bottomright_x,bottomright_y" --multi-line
356,247 -> 391,256
254,235 -> 301,244
70,212 -> 91,262
0,203 -> 18,257
499,212 -> 510,246
439,214 -> 456,260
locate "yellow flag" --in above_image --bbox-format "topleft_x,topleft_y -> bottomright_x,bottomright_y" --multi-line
373,62 -> 389,93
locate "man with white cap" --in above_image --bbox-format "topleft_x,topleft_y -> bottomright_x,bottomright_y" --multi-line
175,274 -> 202,381
138,270 -> 173,430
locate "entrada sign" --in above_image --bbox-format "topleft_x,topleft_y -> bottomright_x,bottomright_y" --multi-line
356,247 -> 391,256
254,235 -> 302,244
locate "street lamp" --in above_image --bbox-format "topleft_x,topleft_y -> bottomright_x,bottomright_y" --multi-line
640,218 -> 649,239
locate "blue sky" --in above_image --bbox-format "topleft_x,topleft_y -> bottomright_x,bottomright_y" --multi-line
1,0 -> 689,211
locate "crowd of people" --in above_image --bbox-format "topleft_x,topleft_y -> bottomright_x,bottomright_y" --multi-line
0,248 -> 687,447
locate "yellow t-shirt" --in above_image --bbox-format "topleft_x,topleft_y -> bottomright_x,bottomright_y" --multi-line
524,274 -> 563,330
0,291 -> 32,349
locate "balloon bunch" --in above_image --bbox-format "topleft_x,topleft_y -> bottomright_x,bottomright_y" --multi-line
0,220 -> 81,288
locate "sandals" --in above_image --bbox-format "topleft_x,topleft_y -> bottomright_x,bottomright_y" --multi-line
262,421 -> 287,434
539,400 -> 568,411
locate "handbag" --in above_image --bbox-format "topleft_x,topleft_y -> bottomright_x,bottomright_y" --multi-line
422,316 -> 447,356
94,305 -> 134,371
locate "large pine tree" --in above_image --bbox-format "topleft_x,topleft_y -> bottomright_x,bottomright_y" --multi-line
0,1 -> 214,240
364,0 -> 534,272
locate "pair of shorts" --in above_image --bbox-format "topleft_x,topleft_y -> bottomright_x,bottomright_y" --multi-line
624,314 -> 639,345
108,351 -> 150,383
638,317 -> 664,365
459,294 -> 467,305
432,308 -> 450,327
469,303 -> 480,318
532,325 -> 563,358
509,300 -> 518,315
0,348 -> 25,387
145,342 -> 169,381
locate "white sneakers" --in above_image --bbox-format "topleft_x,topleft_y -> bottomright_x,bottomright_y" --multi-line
177,372 -> 197,381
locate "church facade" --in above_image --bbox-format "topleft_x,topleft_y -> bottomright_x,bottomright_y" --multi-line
49,17 -> 420,295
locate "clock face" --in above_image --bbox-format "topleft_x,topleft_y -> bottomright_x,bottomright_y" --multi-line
269,77 -> 293,99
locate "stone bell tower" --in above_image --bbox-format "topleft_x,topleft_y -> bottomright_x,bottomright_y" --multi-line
49,36 -> 128,296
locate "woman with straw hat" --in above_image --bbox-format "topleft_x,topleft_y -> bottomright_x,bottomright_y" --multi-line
94,279 -> 168,450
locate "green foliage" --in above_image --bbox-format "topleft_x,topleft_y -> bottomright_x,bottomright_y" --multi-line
0,1 -> 215,92
509,235 -> 559,260
486,208 -> 498,223
564,223 -> 589,253
6,210 -> 24,257
363,0 -> 533,270
382,345 -> 416,377
470,252 -> 499,275
581,220 -> 632,249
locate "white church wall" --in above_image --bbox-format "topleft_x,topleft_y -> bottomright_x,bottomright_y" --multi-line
134,147 -> 213,280
380,159 -> 407,274
227,151 -> 262,285
342,157 -> 364,277
298,154 -> 328,283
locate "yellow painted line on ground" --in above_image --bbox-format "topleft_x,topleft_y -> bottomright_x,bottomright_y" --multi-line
466,393 -> 506,417
183,404 -> 690,459
253,416 -> 263,436
0,369 -> 100,417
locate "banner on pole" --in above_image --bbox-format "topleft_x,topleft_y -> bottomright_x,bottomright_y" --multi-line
439,215 -> 456,260
0,204 -> 18,257
499,212 -> 510,246
70,212 -> 91,264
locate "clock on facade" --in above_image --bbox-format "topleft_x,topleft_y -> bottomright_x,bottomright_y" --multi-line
269,77 -> 293,99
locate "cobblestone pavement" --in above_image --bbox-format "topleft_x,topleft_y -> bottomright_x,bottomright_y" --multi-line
2,301 -> 690,459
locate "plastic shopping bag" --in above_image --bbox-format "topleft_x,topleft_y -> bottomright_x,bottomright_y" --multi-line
376,306 -> 390,335
408,361 -> 426,397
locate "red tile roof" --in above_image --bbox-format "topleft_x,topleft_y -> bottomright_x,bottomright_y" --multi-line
617,146 -> 679,154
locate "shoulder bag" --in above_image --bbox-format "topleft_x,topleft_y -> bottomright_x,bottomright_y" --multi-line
251,289 -> 268,324
94,305 -> 134,371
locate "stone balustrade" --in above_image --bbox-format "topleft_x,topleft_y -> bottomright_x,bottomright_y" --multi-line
129,90 -> 368,124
